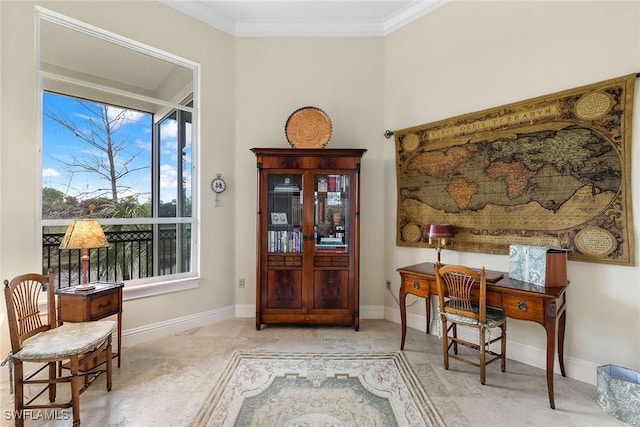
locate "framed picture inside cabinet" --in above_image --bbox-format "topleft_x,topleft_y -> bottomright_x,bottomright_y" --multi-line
271,212 -> 288,225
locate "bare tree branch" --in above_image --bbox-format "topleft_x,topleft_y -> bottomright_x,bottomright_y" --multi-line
45,99 -> 150,203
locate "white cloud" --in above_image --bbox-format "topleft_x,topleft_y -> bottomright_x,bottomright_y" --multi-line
160,120 -> 178,139
106,106 -> 146,124
136,138 -> 152,151
42,168 -> 60,177
160,164 -> 177,189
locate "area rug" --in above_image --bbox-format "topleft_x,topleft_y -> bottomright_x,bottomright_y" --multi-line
190,351 -> 445,426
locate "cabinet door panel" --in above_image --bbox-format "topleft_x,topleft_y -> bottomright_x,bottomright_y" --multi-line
313,270 -> 349,309
267,269 -> 302,309
314,174 -> 350,255
266,174 -> 303,254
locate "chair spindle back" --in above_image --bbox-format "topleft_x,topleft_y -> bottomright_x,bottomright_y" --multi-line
3,270 -> 55,352
435,263 -> 487,322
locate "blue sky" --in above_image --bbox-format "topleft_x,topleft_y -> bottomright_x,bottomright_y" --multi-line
42,92 -> 186,204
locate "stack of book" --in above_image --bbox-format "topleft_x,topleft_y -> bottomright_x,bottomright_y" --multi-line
316,237 -> 347,253
274,183 -> 300,192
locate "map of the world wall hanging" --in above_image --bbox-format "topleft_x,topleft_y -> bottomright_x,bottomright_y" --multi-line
393,73 -> 635,266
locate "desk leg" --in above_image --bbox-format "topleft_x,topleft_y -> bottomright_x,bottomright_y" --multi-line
544,296 -> 568,410
425,296 -> 431,334
557,298 -> 567,377
400,286 -> 407,350
545,323 -> 556,409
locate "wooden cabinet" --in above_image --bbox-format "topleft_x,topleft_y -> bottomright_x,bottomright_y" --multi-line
252,148 -> 366,331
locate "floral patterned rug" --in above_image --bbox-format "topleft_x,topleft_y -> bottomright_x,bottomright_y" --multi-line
191,351 -> 445,426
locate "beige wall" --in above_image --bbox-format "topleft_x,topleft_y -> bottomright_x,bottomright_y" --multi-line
384,1 -> 640,380
234,37 -> 387,312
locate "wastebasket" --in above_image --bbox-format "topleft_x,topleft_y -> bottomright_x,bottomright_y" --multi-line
597,364 -> 640,426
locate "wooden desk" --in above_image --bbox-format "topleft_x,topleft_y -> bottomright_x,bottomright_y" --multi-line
397,262 -> 567,409
56,281 -> 124,367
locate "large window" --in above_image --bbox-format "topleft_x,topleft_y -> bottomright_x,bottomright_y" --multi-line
37,9 -> 199,291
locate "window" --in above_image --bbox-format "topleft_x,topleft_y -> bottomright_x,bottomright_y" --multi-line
37,9 -> 199,294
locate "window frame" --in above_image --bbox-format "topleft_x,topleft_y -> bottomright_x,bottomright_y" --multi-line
36,7 -> 201,300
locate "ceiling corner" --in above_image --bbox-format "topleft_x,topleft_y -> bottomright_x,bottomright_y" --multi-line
160,0 -> 237,36
382,0 -> 448,35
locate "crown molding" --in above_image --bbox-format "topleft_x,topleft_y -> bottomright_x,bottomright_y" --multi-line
235,21 -> 384,37
383,0 -> 448,35
160,0 -> 237,35
161,1 -> 448,37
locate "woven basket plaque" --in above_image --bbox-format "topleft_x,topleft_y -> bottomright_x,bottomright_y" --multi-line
285,106 -> 332,148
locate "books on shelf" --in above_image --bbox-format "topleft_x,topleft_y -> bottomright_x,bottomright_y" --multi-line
316,245 -> 348,253
319,237 -> 343,245
291,195 -> 301,226
274,183 -> 300,192
268,229 -> 302,253
316,238 -> 348,252
325,175 -> 348,192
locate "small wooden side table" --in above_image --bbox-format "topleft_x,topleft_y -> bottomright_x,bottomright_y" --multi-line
56,281 -> 124,367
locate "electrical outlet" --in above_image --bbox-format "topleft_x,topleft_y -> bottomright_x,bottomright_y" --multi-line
386,280 -> 391,290
239,278 -> 245,288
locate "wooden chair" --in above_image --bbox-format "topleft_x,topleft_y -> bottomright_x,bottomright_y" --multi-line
3,270 -> 116,426
435,263 -> 507,385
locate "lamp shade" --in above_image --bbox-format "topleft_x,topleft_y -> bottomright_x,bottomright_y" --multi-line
427,224 -> 453,238
59,219 -> 108,250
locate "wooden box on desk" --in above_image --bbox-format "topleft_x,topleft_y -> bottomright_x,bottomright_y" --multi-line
508,244 -> 568,286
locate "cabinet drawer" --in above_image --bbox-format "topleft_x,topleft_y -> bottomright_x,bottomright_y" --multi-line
90,292 -> 119,320
267,254 -> 302,267
502,294 -> 544,323
314,255 -> 349,268
402,276 -> 431,297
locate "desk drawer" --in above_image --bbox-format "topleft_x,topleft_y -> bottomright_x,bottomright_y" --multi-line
90,292 -> 119,320
402,276 -> 431,297
502,294 -> 544,323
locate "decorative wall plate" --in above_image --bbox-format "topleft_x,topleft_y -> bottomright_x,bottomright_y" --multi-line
285,106 -> 332,148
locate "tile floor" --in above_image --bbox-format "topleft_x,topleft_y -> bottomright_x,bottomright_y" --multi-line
0,318 -> 626,426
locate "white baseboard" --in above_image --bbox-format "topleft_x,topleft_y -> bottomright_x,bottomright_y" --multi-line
121,305 -> 235,348
361,304 -> 385,319
235,304 -> 255,318
384,305 -> 599,385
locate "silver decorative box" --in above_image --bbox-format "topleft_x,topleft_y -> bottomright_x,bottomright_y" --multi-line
508,244 -> 568,287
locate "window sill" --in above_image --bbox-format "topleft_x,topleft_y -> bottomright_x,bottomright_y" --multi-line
36,276 -> 199,317
122,276 -> 200,301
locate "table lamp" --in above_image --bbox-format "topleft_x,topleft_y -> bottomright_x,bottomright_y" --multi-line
428,224 -> 453,263
59,219 -> 108,290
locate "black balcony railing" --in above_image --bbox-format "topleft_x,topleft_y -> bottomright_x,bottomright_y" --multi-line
43,226 -> 191,288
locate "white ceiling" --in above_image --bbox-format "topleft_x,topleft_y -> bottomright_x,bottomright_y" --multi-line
161,0 -> 447,36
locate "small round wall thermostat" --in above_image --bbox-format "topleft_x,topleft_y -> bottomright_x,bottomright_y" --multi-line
211,174 -> 226,193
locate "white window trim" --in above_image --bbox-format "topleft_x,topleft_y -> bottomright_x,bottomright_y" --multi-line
36,7 -> 202,298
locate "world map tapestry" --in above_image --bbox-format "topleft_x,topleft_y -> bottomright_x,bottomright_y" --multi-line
394,73 -> 636,265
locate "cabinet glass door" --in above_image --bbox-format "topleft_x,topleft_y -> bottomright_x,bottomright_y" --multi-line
314,174 -> 349,254
267,174 -> 303,253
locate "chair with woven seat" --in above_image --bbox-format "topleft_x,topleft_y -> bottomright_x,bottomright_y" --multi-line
3,270 -> 116,426
435,262 -> 507,385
